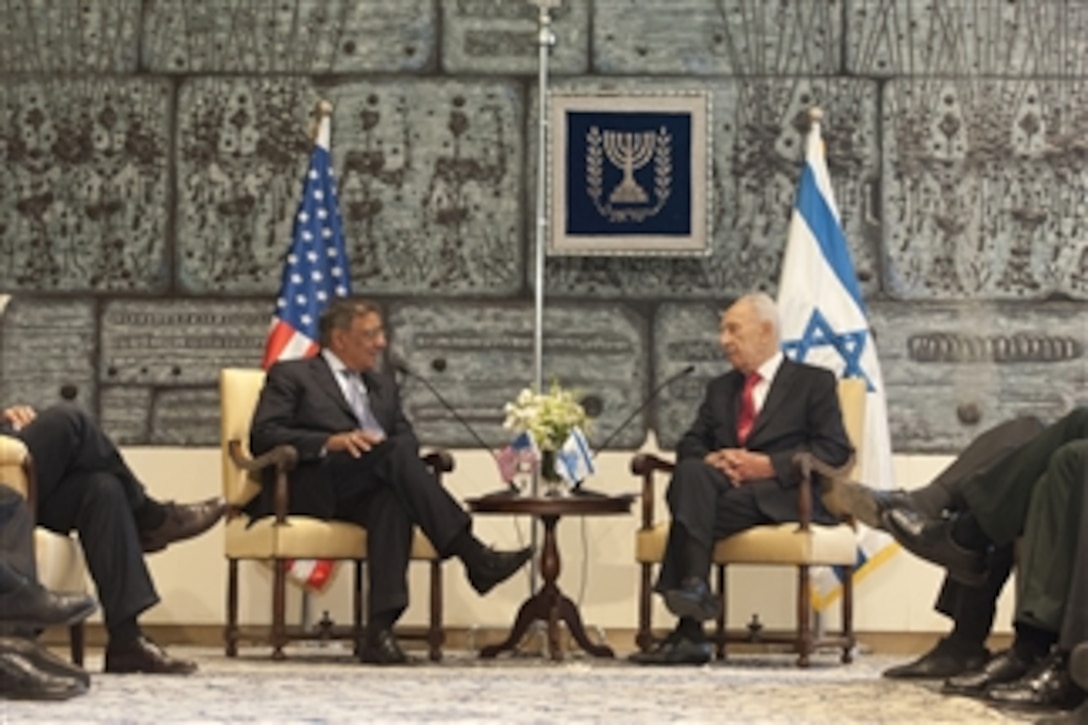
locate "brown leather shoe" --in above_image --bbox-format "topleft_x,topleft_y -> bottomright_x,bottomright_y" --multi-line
104,636 -> 197,675
140,497 -> 226,553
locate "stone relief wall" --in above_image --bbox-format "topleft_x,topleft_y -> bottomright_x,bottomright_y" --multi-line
0,0 -> 1084,453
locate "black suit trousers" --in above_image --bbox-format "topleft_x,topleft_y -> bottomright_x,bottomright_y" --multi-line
322,435 -> 471,621
13,405 -> 158,629
0,484 -> 37,589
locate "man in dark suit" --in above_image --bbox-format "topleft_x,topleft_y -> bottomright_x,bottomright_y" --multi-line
631,293 -> 853,665
248,297 -> 532,665
0,482 -> 93,700
2,403 -> 225,674
826,415 -> 1044,678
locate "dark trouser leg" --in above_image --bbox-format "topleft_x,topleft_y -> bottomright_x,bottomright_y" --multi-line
0,484 -> 37,585
37,471 -> 158,633
1059,464 -> 1088,651
655,459 -> 768,593
15,404 -> 151,512
961,408 -> 1088,546
933,542 -> 1014,645
357,487 -> 413,623
909,416 -> 1046,517
1015,439 -> 1087,634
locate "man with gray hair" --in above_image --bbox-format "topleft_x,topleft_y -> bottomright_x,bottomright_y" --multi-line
632,293 -> 853,665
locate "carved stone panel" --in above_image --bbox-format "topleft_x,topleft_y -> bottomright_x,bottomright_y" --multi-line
593,0 -> 842,76
177,78 -> 524,296
0,298 -> 96,414
0,79 -> 171,292
0,0 -> 140,72
846,0 -> 1088,78
387,301 -> 648,452
869,301 -> 1087,453
652,303 -> 727,451
441,0 -> 588,75
142,0 -> 436,73
537,77 -> 879,299
882,79 -> 1088,300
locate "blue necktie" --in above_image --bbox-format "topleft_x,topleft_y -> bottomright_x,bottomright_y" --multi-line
342,371 -> 385,436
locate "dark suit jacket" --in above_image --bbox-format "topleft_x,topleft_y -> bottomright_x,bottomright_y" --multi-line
676,358 -> 852,523
247,356 -> 417,520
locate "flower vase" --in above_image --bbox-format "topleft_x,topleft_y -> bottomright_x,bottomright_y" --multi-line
540,450 -> 563,497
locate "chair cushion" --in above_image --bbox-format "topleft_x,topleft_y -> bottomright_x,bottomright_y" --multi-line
34,529 -> 89,594
636,522 -> 857,566
224,517 -> 439,560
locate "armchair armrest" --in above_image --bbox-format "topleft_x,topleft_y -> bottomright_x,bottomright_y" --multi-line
0,435 -> 34,511
227,440 -> 298,524
631,453 -> 675,531
792,450 -> 856,531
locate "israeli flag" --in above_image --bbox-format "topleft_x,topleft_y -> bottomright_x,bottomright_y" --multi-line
776,109 -> 897,611
555,427 -> 595,488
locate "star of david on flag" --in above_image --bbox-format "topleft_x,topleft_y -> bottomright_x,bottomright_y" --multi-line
260,105 -> 351,592
776,109 -> 897,611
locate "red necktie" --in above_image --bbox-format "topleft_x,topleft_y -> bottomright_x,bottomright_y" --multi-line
736,371 -> 762,446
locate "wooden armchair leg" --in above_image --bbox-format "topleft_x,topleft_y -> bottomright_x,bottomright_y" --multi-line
69,622 -> 85,667
796,565 -> 812,668
271,558 -> 287,661
636,563 -> 653,652
428,561 -> 443,662
841,566 -> 855,664
353,560 -> 364,657
714,564 -> 726,660
226,558 -> 239,657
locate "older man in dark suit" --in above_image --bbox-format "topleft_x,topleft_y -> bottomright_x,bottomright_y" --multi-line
631,292 -> 853,665
249,297 -> 532,665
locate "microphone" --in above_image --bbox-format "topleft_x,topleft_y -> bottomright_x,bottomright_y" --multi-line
591,365 -> 696,457
388,350 -> 519,495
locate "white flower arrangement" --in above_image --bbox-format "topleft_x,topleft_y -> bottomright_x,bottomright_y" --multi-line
502,380 -> 590,452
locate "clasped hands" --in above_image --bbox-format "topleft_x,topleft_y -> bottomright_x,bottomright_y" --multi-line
326,429 -> 385,458
1,405 -> 36,431
705,448 -> 773,486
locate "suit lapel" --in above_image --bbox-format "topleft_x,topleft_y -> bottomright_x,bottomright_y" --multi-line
362,371 -> 394,429
747,359 -> 796,444
310,356 -> 356,421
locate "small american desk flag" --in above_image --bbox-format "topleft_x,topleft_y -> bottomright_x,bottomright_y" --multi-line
776,109 -> 897,611
260,104 -> 351,591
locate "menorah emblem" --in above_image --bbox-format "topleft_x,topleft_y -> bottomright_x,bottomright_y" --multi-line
602,130 -> 657,204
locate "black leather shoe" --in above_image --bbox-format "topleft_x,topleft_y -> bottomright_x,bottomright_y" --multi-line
883,508 -> 989,587
882,637 -> 990,679
663,578 -> 721,622
104,636 -> 197,675
0,649 -> 87,701
0,567 -> 97,628
359,629 -> 414,665
629,633 -> 712,666
0,636 -> 90,688
467,546 -> 533,595
824,477 -> 912,530
942,649 -> 1037,697
987,651 -> 1086,709
140,497 -> 226,553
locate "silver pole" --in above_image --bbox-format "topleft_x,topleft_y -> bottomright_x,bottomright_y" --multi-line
528,1 -> 558,600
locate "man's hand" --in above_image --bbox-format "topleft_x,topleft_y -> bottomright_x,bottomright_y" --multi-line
1,405 -> 36,431
325,430 -> 385,458
705,448 -> 774,486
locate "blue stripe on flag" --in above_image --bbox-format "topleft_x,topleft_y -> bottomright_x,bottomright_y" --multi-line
795,165 -> 866,312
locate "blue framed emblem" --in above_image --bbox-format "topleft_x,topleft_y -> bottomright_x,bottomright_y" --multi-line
548,92 -> 710,256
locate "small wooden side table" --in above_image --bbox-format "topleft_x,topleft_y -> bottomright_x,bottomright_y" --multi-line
466,492 -> 633,661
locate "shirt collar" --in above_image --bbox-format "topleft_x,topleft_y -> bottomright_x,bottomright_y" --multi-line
322,349 -> 355,377
753,350 -> 784,384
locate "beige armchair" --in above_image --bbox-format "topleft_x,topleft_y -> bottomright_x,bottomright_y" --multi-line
220,368 -> 448,661
633,377 -> 866,667
0,435 -> 91,665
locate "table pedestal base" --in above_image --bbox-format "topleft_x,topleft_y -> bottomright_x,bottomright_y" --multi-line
479,513 -> 614,661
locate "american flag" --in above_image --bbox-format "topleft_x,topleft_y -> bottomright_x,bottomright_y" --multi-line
261,111 -> 351,367
261,106 -> 350,591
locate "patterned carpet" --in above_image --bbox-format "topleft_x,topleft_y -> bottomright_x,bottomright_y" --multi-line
0,645 -> 1058,723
